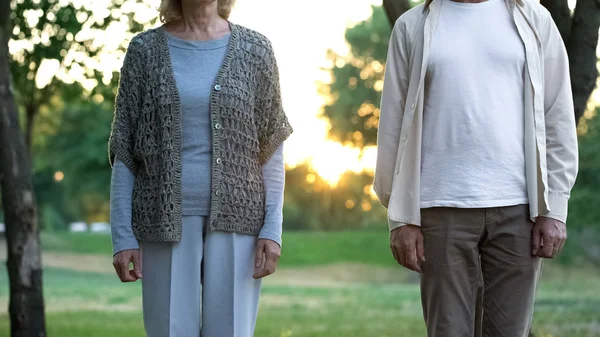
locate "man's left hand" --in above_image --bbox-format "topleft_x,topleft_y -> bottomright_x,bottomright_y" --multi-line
532,216 -> 567,259
253,239 -> 281,279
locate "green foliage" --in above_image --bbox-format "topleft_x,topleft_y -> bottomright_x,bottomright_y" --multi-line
284,164 -> 386,231
9,0 -> 151,109
321,6 -> 392,147
41,232 -> 113,255
33,100 -> 114,224
569,111 -> 600,227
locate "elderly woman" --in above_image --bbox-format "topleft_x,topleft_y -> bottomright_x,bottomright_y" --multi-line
108,0 -> 292,336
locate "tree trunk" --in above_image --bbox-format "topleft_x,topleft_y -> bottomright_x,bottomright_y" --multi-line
24,104 -> 36,153
566,0 -> 600,122
0,0 -> 47,336
540,0 -> 572,41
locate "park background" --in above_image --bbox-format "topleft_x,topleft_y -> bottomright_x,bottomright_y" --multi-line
1,0 -> 600,336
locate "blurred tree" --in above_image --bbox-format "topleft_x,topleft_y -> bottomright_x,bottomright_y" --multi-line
567,109 -> 600,266
284,164 -> 386,231
37,100 -> 115,223
9,0 -> 154,153
0,0 -> 46,335
320,5 -> 391,147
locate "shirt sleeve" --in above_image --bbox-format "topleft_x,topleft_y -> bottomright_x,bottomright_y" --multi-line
539,11 -> 579,223
373,20 -> 410,210
258,144 -> 285,246
256,40 -> 293,165
110,157 -> 139,255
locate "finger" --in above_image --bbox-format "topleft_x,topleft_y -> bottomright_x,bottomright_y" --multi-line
263,253 -> 278,277
397,246 -> 407,268
556,236 -> 566,256
531,226 -> 541,256
118,258 -> 136,282
551,241 -> 560,258
113,260 -> 123,280
255,241 -> 265,269
253,264 -> 269,279
538,237 -> 555,258
557,229 -> 567,255
253,269 -> 266,279
416,234 -> 426,264
132,252 -> 143,279
391,244 -> 401,264
404,246 -> 421,273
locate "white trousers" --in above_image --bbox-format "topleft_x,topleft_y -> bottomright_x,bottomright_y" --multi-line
141,216 -> 262,337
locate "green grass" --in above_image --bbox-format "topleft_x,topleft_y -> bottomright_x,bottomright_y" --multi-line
0,267 -> 599,337
42,229 -> 396,267
41,232 -> 114,255
0,231 -> 596,336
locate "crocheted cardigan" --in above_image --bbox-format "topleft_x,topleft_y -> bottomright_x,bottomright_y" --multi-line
108,23 -> 293,243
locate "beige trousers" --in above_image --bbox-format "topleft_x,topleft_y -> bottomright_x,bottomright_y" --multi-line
420,205 -> 542,337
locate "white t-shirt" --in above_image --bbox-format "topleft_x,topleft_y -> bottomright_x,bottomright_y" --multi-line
420,0 -> 529,208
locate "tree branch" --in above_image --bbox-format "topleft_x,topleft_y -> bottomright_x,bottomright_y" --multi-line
382,0 -> 412,26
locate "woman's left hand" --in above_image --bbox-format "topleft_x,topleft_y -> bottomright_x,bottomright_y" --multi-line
253,239 -> 281,279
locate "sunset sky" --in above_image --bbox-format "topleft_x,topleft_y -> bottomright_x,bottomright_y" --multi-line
230,0 -> 381,184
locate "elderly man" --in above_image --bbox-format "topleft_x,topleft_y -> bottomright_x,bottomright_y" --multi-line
374,0 -> 579,336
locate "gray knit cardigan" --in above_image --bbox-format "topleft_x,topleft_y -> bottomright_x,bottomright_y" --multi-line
108,23 -> 293,243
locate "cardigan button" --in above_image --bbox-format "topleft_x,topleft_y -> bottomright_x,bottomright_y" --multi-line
215,123 -> 222,130
214,84 -> 222,91
215,190 -> 220,196
216,158 -> 222,164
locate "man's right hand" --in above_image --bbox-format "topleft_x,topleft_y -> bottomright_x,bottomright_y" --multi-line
113,249 -> 142,282
390,225 -> 426,273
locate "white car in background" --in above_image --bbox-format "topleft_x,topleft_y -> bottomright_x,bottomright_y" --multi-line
68,222 -> 88,233
90,222 -> 111,234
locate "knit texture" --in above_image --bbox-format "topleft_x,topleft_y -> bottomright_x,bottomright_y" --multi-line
108,23 -> 293,243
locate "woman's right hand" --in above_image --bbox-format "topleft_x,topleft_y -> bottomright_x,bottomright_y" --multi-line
113,249 -> 142,282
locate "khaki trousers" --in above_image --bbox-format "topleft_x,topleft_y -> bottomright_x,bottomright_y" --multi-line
420,205 -> 542,337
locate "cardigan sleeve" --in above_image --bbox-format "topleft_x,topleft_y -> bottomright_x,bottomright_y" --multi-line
256,41 -> 293,165
108,39 -> 143,173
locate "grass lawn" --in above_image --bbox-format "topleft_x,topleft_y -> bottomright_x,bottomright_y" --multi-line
0,231 -> 597,337
40,230 -> 396,267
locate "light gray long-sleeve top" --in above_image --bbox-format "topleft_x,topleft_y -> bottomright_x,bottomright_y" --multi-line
110,32 -> 285,255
